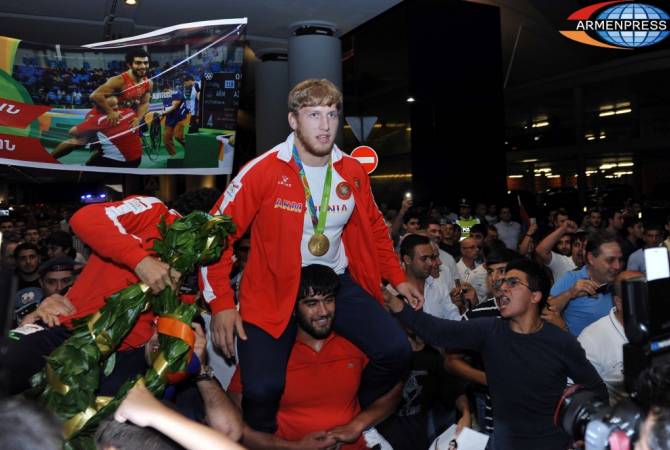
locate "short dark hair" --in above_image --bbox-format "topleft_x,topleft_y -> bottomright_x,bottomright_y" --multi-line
402,208 -> 421,225
603,208 -> 622,223
125,48 -> 150,66
46,230 -> 74,250
297,264 -> 340,301
171,188 -> 222,216
585,231 -> 620,258
484,247 -> 521,266
14,242 -> 40,259
504,258 -> 551,310
422,216 -> 441,229
0,398 -> 62,450
635,363 -> 670,448
644,223 -> 664,234
95,416 -> 181,450
556,208 -> 569,217
400,234 -> 431,259
470,223 -> 488,237
623,216 -> 643,234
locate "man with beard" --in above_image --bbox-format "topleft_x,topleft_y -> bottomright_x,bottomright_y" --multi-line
90,48 -> 153,128
386,258 -> 608,450
13,242 -> 41,290
229,265 -> 401,449
203,79 -> 419,434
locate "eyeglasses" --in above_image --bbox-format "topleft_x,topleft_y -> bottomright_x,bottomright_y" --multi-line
500,277 -> 532,290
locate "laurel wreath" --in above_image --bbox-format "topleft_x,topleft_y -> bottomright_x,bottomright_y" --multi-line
29,211 -> 235,450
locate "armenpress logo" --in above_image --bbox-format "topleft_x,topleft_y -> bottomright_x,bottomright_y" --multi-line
560,1 -> 670,49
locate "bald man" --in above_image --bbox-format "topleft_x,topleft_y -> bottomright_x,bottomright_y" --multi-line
455,238 -> 488,303
577,270 -> 643,404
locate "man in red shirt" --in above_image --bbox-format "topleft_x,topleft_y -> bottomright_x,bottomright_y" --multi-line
3,189 -> 219,395
229,265 -> 401,449
90,48 -> 153,128
52,95 -> 143,167
202,79 -> 422,434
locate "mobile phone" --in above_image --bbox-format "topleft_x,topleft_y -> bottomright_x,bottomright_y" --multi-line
645,247 -> 670,281
595,283 -> 610,295
404,192 -> 412,199
530,217 -> 537,225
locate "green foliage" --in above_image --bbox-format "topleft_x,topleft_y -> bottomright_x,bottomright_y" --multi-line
32,211 -> 235,448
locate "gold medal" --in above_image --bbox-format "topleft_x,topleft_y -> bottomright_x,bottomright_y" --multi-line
308,233 -> 330,256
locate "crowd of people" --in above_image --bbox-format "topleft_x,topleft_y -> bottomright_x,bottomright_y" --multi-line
1,79 -> 670,450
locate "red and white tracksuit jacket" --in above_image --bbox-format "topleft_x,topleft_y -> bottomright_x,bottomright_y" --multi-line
62,196 -> 179,350
200,133 -> 406,338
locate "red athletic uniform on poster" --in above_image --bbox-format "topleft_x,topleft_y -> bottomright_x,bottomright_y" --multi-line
74,109 -> 143,163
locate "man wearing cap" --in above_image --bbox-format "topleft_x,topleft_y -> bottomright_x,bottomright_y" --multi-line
455,199 -> 480,241
15,258 -> 76,323
17,257 -> 77,325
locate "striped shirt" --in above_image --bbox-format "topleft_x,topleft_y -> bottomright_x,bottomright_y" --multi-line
463,298 -> 500,434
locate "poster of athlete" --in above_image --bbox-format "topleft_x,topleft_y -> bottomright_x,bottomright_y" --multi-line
0,18 -> 245,174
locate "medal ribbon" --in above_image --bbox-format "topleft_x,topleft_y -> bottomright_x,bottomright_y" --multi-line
292,145 -> 332,235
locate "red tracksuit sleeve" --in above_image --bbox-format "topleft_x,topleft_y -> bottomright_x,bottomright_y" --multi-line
360,170 -> 406,287
199,160 -> 267,315
70,196 -> 162,271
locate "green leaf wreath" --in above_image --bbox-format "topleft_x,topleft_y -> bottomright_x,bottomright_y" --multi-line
29,211 -> 235,450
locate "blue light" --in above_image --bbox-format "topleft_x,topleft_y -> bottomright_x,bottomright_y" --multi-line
85,194 -> 92,199
100,194 -> 106,198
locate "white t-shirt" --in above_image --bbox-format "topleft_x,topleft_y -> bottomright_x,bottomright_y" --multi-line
456,259 -> 489,303
439,249 -> 458,287
423,276 -> 461,320
577,308 -> 628,404
546,251 -> 577,283
494,220 -> 522,250
300,164 -> 355,274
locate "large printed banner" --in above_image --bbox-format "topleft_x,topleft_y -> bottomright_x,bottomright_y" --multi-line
0,18 -> 246,174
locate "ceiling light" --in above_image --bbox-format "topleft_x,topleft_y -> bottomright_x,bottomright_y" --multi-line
618,162 -> 634,167
615,108 -> 632,115
521,158 -> 538,163
508,175 -> 524,178
533,136 -> 541,141
599,111 -> 616,117
600,163 -> 616,170
531,121 -> 550,128
406,97 -> 415,103
125,0 -> 137,4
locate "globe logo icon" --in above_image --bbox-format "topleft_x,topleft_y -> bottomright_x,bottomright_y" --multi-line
596,3 -> 670,48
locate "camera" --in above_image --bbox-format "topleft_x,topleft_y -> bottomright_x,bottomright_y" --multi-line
555,252 -> 670,450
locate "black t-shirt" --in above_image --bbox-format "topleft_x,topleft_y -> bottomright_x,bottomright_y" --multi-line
395,308 -> 608,450
16,275 -> 41,291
